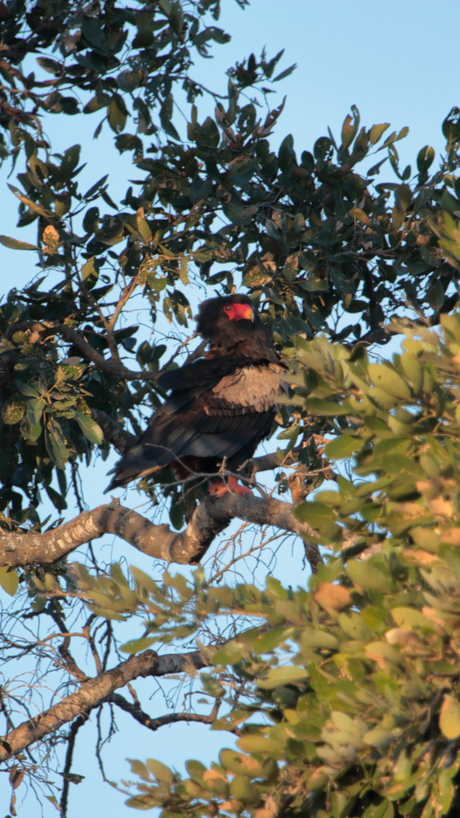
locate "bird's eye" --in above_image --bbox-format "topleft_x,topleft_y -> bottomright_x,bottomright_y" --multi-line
223,305 -> 232,313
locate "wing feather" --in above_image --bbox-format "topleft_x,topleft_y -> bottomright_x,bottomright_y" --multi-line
107,362 -> 284,489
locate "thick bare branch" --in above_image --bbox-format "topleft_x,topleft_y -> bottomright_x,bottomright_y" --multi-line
0,650 -> 206,762
0,495 -> 319,568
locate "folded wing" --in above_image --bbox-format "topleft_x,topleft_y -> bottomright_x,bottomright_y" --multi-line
106,361 -> 284,489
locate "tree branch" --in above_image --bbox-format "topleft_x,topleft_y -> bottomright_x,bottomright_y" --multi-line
0,495 -> 319,568
57,325 -> 161,381
350,294 -> 460,348
60,714 -> 87,818
108,693 -> 220,732
0,650 -> 206,762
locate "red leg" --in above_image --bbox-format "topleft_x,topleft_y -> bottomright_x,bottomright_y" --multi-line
227,475 -> 253,496
208,476 -> 253,497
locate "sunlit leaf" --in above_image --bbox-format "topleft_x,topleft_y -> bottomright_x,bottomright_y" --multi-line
257,665 -> 308,689
0,236 -> 39,251
439,696 -> 460,739
0,567 -> 19,596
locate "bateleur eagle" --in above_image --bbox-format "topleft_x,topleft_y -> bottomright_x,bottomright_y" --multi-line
105,295 -> 285,496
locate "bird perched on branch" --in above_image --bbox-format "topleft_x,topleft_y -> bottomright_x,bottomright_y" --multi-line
105,294 -> 286,497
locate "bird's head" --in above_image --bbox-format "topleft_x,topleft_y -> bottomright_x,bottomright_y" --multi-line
196,294 -> 257,338
195,294 -> 277,361
221,299 -> 255,323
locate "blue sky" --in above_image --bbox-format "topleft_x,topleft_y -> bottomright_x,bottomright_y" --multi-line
2,1 -> 460,815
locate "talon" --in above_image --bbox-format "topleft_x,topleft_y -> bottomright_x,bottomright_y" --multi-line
208,479 -> 229,498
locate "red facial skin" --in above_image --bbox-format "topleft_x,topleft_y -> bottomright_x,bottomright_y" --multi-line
223,303 -> 254,322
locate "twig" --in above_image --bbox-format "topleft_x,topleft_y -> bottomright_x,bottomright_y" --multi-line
60,714 -> 87,818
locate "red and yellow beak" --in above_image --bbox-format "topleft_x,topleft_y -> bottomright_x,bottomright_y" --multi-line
229,303 -> 254,322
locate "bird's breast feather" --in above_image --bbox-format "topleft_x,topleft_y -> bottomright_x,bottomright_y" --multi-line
205,363 -> 285,414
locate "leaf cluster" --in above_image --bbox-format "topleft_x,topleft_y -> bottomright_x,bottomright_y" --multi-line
123,318 -> 460,818
2,0 -> 460,529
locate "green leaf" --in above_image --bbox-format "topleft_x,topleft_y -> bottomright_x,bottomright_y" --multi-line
380,454 -> 424,479
439,696 -> 460,739
45,417 -> 71,469
179,255 -> 189,285
347,558 -> 392,593
363,727 -> 394,748
36,57 -> 63,75
399,352 -> 423,393
0,236 -> 39,251
130,566 -> 160,595
369,123 -> 390,145
61,144 -> 81,176
146,759 -> 173,783
81,258 -> 99,288
201,673 -> 225,698
120,637 -> 157,654
300,628 -> 339,650
367,364 -> 411,401
27,398 -> 45,427
0,567 -> 19,597
417,145 -> 435,174
186,760 -> 206,780
325,435 -> 362,459
254,627 -> 294,653
16,381 -> 41,398
137,217 -> 152,243
391,607 -> 435,631
229,775 -> 260,803
331,711 -> 363,737
238,735 -> 281,757
257,665 -> 308,689
212,641 -> 245,665
75,412 -> 104,445
45,485 -> 67,512
365,641 -> 400,664
304,398 -> 352,416
340,106 -> 360,152
273,63 -> 297,82
128,759 -> 151,781
8,184 -> 53,217
294,501 -> 335,527
108,97 -> 127,134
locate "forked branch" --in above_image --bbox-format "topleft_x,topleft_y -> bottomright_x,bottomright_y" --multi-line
0,649 -> 206,761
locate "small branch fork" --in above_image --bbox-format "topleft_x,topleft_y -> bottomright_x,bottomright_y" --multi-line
108,692 -> 221,732
0,649 -> 207,763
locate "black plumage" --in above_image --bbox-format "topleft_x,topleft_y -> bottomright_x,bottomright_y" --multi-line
105,295 -> 285,496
